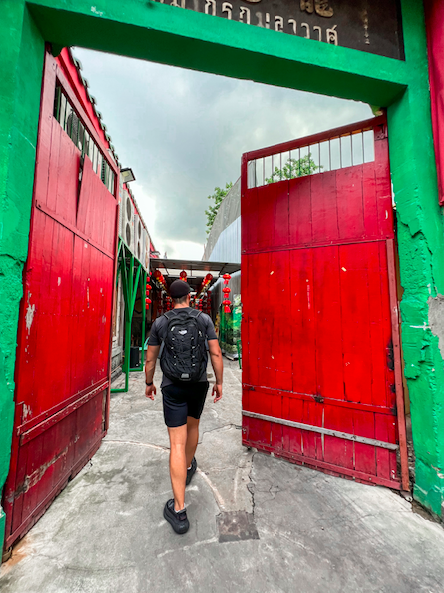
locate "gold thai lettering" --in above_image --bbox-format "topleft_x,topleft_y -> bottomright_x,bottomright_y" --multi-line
300,0 -> 314,14
301,0 -> 333,17
326,24 -> 338,45
361,9 -> 370,45
288,18 -> 297,34
222,2 -> 233,18
275,15 -> 283,31
239,6 -> 251,24
205,0 -> 216,15
152,0 -> 340,48
314,0 -> 333,17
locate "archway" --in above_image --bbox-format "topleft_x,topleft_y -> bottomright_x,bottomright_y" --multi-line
2,0 -> 443,553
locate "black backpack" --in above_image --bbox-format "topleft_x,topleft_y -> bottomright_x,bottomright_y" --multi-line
160,309 -> 207,383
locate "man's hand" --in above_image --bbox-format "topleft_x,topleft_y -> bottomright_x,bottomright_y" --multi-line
145,384 -> 156,400
145,345 -> 160,401
212,383 -> 222,403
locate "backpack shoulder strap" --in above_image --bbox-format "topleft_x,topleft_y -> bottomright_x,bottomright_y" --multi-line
159,310 -> 175,357
188,309 -> 202,319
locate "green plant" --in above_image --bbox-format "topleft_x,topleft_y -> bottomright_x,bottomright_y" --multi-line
265,154 -> 321,184
205,181 -> 233,235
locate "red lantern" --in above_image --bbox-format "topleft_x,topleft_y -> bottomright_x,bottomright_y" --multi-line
223,286 -> 231,294
180,271 -> 187,280
223,273 -> 231,285
145,297 -> 151,304
224,305 -> 231,313
146,284 -> 152,290
222,299 -> 231,306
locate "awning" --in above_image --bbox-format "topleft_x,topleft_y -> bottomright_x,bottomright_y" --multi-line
150,258 -> 240,291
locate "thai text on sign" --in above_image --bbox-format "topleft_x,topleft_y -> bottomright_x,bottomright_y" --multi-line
153,0 -> 404,60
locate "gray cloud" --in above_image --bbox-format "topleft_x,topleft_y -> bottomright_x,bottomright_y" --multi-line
73,48 -> 371,256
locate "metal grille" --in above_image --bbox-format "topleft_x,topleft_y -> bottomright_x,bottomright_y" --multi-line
53,83 -> 115,194
247,129 -> 375,189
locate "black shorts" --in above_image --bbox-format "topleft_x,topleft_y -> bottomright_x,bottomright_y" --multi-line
162,381 -> 210,428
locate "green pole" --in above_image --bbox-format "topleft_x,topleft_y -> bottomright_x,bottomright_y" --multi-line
111,247 -> 132,393
140,270 -> 147,370
129,266 -> 146,372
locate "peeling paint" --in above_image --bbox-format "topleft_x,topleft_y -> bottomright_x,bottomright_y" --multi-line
22,404 -> 31,421
25,304 -> 35,334
90,6 -> 104,17
428,294 -> 444,359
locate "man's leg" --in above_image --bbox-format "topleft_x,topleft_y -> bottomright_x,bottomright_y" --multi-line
186,416 -> 200,468
168,425 -> 188,511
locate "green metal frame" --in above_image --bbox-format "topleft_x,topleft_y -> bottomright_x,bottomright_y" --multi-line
111,239 -> 148,393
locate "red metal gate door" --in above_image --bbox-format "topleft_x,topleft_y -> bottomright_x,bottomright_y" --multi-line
2,52 -> 119,548
241,116 -> 409,491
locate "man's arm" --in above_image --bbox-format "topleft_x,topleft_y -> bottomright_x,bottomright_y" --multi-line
145,344 -> 160,400
208,339 -> 223,402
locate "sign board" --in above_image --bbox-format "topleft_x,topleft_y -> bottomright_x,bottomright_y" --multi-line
154,0 -> 404,60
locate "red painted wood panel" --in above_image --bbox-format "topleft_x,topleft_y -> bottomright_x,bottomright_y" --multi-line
313,246 -> 344,401
3,51 -> 119,548
242,119 -> 408,490
45,125 -> 79,225
289,248 -> 316,396
310,172 -> 338,245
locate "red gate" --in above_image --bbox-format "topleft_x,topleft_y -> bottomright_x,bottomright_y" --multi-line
2,51 -> 119,548
241,116 -> 409,491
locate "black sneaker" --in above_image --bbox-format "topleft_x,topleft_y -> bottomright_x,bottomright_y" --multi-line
163,499 -> 189,534
186,457 -> 197,486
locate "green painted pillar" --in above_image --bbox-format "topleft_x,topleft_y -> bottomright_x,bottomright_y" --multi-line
139,270 -> 147,370
0,1 -> 44,551
389,0 -> 444,518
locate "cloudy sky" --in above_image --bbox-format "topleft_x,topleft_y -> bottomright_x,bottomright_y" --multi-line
73,48 -> 371,259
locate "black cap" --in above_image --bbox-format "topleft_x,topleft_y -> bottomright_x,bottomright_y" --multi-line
170,279 -> 191,298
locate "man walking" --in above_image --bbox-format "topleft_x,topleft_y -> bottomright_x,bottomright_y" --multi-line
145,279 -> 223,534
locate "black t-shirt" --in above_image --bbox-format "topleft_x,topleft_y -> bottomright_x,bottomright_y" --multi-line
149,308 -> 218,387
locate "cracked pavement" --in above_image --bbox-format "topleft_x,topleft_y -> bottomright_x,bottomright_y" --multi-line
2,360 -> 444,592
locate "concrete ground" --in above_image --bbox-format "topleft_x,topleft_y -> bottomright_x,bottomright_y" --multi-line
2,360 -> 444,592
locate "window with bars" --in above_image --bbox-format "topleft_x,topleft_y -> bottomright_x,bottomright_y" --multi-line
53,84 -> 115,194
247,129 -> 375,189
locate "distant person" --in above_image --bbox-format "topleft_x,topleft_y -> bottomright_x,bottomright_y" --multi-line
145,279 -> 223,534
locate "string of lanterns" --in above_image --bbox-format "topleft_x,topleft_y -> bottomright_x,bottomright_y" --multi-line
153,269 -> 168,292
158,293 -> 173,315
222,273 -> 232,313
146,269 -> 229,318
191,292 -> 212,314
197,273 -> 213,298
145,271 -> 152,309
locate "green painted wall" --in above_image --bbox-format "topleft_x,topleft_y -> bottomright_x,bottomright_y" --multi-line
0,0 -> 443,550
387,1 -> 444,518
0,1 -> 44,551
